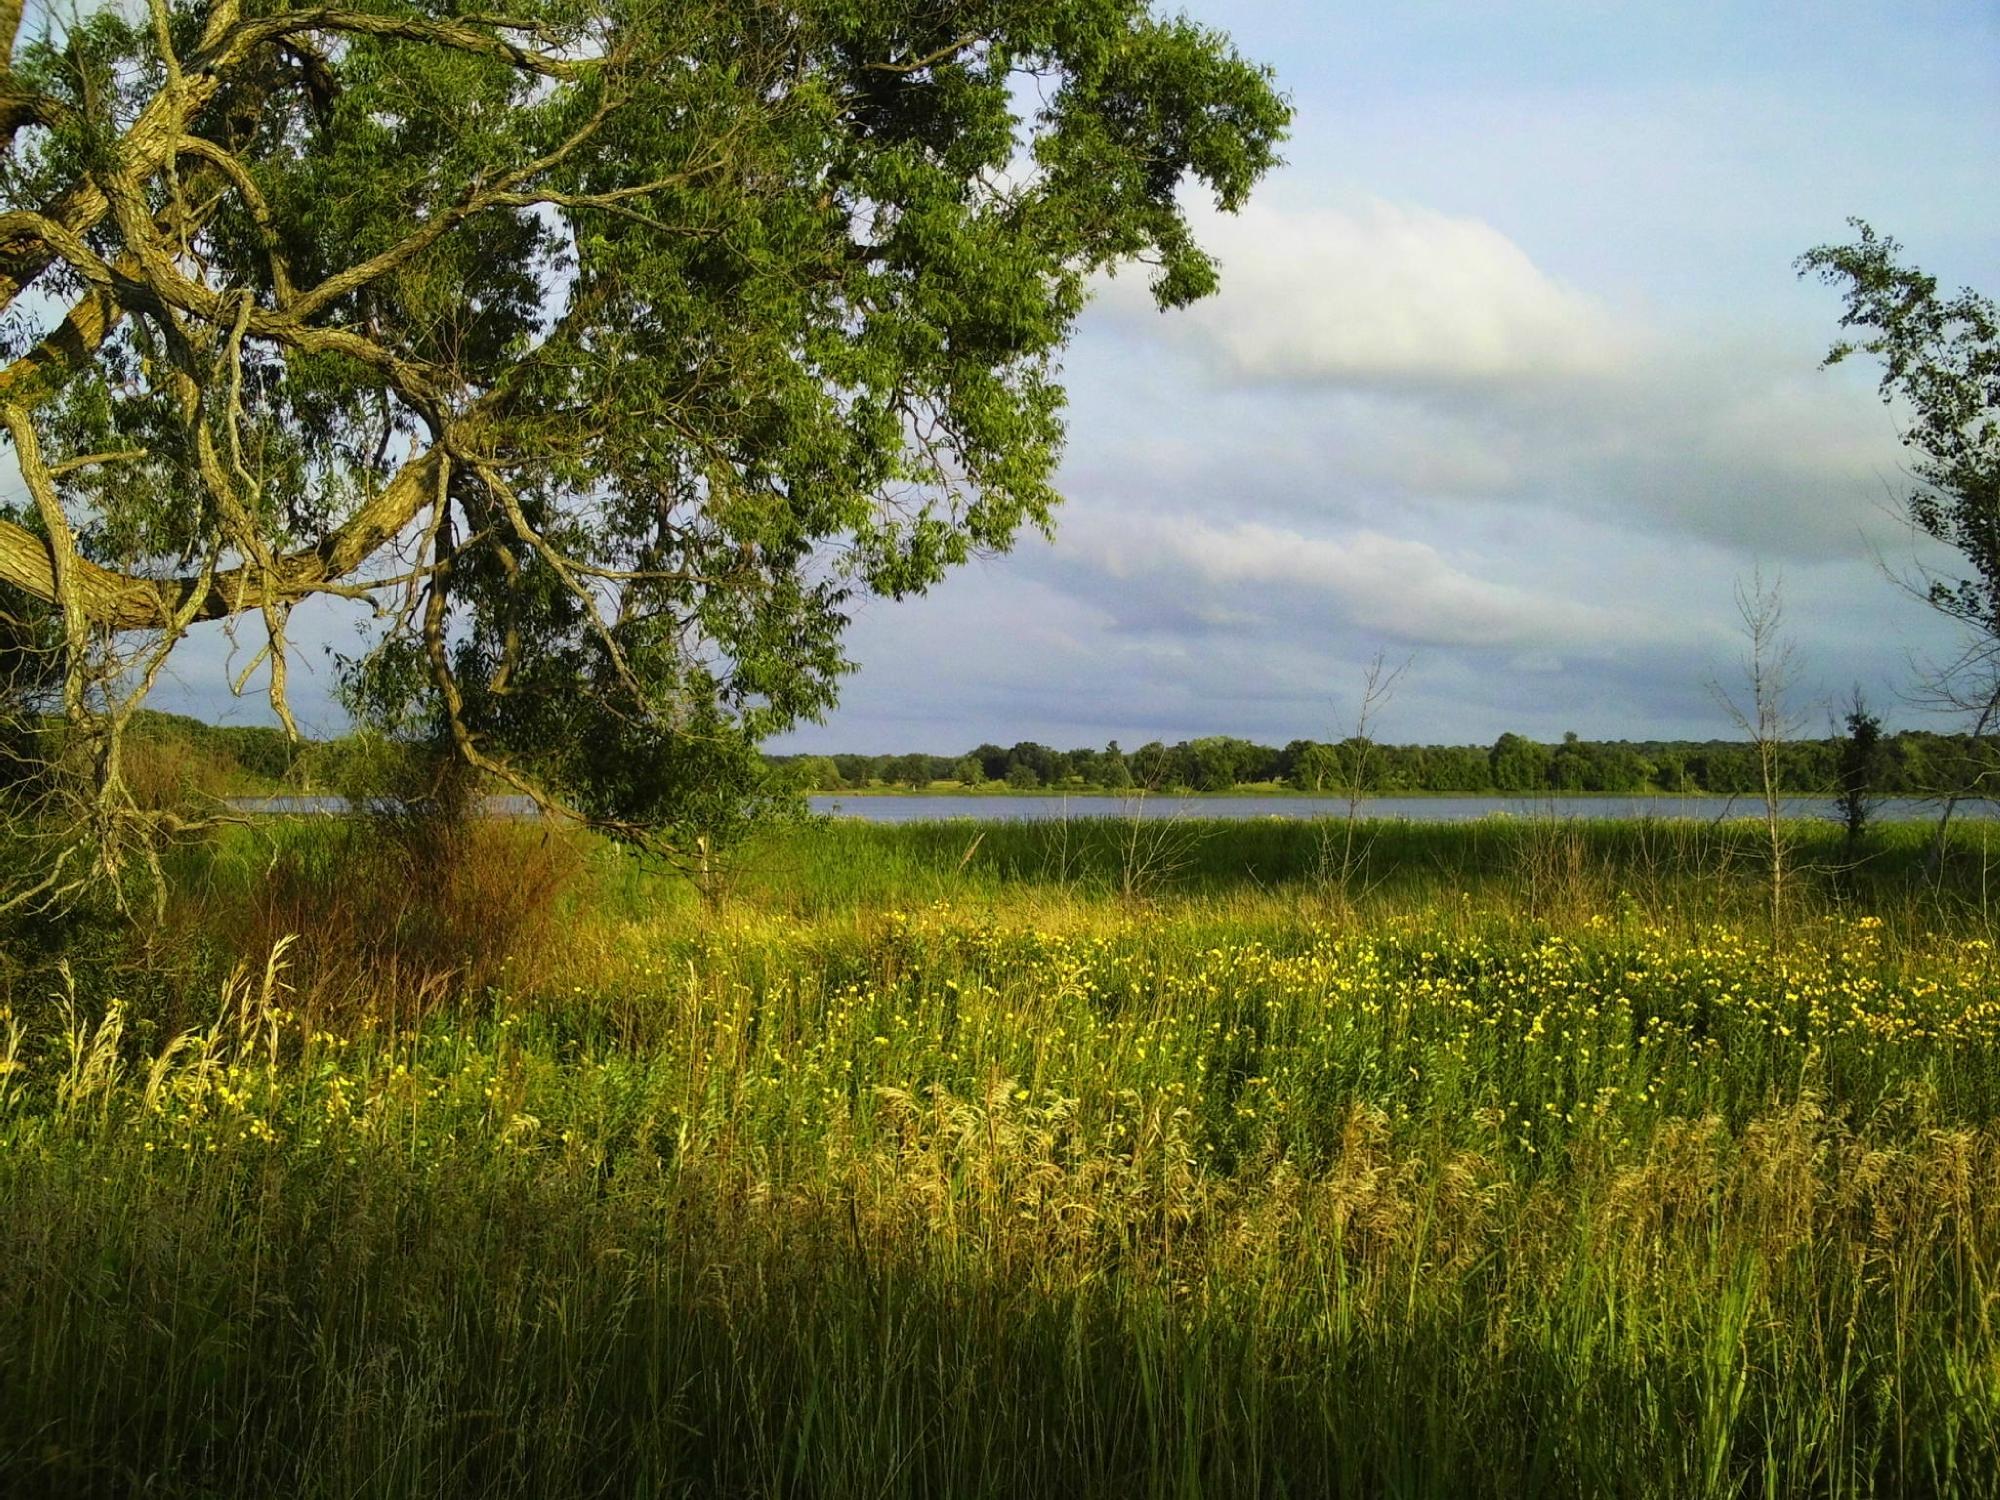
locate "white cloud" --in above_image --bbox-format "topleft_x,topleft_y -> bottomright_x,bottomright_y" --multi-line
1078,256 -> 1918,561
1106,199 -> 1632,388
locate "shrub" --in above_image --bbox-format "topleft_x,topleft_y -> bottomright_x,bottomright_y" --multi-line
211,815 -> 589,1020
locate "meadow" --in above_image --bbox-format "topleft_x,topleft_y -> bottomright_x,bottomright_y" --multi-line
5,812 -> 2000,1497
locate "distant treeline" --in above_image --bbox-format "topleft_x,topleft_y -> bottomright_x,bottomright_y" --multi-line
772,732 -> 1999,797
75,715 -> 2000,803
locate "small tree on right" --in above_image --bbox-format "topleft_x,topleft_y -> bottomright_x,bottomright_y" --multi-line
1799,222 -> 2000,865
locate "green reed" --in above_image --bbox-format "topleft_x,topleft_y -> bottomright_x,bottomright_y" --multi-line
5,818 -> 2000,1496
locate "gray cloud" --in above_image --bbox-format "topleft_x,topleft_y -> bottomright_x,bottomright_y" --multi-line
1053,508 -> 1673,653
1086,197 -> 1924,565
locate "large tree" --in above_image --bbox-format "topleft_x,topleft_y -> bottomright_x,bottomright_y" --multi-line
0,0 -> 1286,899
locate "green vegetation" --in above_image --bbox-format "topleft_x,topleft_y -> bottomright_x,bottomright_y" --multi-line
76,713 -> 1999,808
776,727 -> 1999,796
0,15 -> 1993,1493
8,814 -> 2000,1496
5,710 -> 544,806
1802,223 -> 2000,671
0,0 -> 1286,899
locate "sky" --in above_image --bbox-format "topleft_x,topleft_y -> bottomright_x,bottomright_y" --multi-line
142,2 -> 2000,752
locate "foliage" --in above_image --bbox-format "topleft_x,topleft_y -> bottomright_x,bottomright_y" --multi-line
1835,692 -> 1885,856
774,727 -> 2000,798
0,0 -> 1288,872
217,817 -> 589,1009
11,824 -> 2000,1495
1802,222 -> 2000,863
1801,221 -> 2000,633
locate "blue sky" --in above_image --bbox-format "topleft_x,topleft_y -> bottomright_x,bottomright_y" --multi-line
148,2 -> 1999,751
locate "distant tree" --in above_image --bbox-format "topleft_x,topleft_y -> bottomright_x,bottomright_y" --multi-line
1418,745 -> 1491,793
801,725 -> 2000,803
832,754 -> 878,789
1004,761 -> 1041,790
886,754 -> 933,789
1291,741 -> 1339,792
1181,735 -> 1265,791
1652,750 -> 1690,793
1392,745 -> 1429,791
1693,745 -> 1758,797
1325,737 -> 1372,793
1489,733 -> 1552,793
777,755 -> 839,791
1783,738 -> 1837,793
1585,741 -> 1650,793
1186,737 -> 1237,792
1007,742 -> 1056,785
1886,734 -> 1936,797
1549,731 -> 1589,792
1129,741 -> 1174,789
207,726 -> 298,785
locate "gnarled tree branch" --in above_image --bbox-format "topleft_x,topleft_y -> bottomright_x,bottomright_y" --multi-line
0,446 -> 445,629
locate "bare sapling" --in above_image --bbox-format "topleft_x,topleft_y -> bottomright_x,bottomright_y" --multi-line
1710,571 -> 1805,940
1316,650 -> 1412,909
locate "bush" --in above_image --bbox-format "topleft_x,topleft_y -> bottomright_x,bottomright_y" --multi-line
208,815 -> 590,1021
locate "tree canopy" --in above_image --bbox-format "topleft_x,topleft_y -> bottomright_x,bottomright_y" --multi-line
1801,223 -> 2000,853
0,0 -> 1288,891
1800,222 -> 2000,636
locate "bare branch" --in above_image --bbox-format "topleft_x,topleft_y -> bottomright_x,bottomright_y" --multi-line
864,34 -> 982,74
203,9 -> 594,81
47,447 -> 148,477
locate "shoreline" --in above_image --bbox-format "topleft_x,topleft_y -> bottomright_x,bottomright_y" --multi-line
809,785 -> 1886,801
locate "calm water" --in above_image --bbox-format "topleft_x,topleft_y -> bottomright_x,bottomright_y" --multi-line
230,793 -> 1990,824
807,794 -> 1987,824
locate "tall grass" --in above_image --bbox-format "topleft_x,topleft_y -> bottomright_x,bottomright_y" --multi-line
5,815 -> 2000,1496
168,815 -> 596,1022
736,812 -> 2000,934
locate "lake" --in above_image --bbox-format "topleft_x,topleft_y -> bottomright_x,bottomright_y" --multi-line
808,793 -> 1989,824
228,792 -> 1992,824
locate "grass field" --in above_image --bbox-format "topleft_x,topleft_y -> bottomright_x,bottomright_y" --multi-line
5,813 -> 2000,1496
